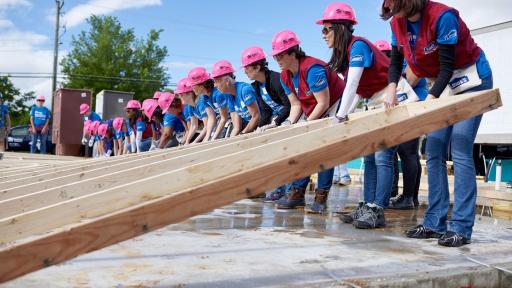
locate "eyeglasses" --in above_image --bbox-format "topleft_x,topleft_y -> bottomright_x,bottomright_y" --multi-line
322,26 -> 334,35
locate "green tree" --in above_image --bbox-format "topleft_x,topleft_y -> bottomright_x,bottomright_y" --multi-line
60,15 -> 169,106
0,76 -> 36,126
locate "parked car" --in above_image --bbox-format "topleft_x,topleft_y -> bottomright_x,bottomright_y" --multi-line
5,125 -> 55,154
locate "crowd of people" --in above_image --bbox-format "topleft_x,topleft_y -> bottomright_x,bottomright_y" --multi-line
4,1 -> 494,247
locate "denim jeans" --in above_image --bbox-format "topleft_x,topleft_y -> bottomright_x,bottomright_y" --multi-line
138,138 -> 152,152
333,163 -> 351,182
291,168 -> 334,191
31,130 -> 48,154
364,146 -> 398,208
423,74 -> 493,239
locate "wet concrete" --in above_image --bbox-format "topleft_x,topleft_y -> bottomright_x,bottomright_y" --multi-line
3,185 -> 512,288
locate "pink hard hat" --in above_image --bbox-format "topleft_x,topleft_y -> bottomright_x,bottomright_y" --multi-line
211,60 -> 236,78
97,123 -> 109,139
113,117 -> 124,132
125,99 -> 141,110
89,121 -> 101,135
158,92 -> 175,112
142,99 -> 159,119
153,91 -> 162,99
83,120 -> 92,133
241,46 -> 266,67
79,103 -> 90,115
36,95 -> 46,102
374,39 -> 392,52
188,67 -> 211,86
175,78 -> 193,94
271,30 -> 301,56
316,2 -> 358,25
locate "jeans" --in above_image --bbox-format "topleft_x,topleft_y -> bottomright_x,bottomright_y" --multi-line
364,146 -> 398,208
31,130 -> 48,154
138,138 -> 152,152
423,74 -> 493,239
291,168 -> 334,191
333,163 -> 351,182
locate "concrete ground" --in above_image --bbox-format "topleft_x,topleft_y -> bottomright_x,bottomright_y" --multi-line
3,185 -> 512,288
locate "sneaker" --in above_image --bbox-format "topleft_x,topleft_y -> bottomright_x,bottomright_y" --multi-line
264,190 -> 286,203
405,225 -> 443,239
353,205 -> 386,229
338,202 -> 366,223
338,177 -> 351,186
388,195 -> 414,210
306,189 -> 329,214
390,194 -> 405,205
275,187 -> 306,209
332,176 -> 340,184
438,231 -> 470,247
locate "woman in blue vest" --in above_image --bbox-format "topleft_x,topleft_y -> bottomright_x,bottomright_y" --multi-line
29,95 -> 51,154
270,29 -> 346,213
0,93 -> 10,152
382,0 -> 493,247
176,78 -> 201,145
157,92 -> 186,148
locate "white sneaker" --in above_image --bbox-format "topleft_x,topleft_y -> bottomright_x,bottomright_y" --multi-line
338,178 -> 351,186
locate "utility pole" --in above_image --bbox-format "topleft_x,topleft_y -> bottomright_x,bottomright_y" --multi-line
52,0 -> 64,107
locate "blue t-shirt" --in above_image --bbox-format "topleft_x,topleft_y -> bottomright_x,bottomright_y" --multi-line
211,88 -> 231,114
280,64 -> 329,97
162,113 -> 185,133
183,104 -> 201,123
114,119 -> 133,140
84,111 -> 102,122
349,40 -> 374,68
0,104 -> 8,128
196,95 -> 215,120
259,83 -> 284,116
30,106 -> 51,127
136,120 -> 148,134
228,82 -> 258,122
391,11 -> 491,79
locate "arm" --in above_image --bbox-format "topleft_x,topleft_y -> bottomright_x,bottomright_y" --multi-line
5,113 -> 10,133
159,126 -> 172,149
29,116 -> 35,133
193,117 -> 208,143
385,45 -> 406,110
242,102 -> 260,134
185,117 -> 198,145
286,93 -> 302,124
113,139 -> 119,156
404,65 -> 420,88
428,44 -> 456,98
336,67 -> 364,118
307,87 -> 330,121
230,112 -> 241,137
271,74 -> 291,126
211,107 -> 228,140
203,107 -> 216,142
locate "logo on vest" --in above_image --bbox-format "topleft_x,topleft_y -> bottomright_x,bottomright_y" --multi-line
449,76 -> 469,90
396,93 -> 408,103
314,78 -> 326,89
444,29 -> 458,42
351,55 -> 364,63
424,41 -> 438,55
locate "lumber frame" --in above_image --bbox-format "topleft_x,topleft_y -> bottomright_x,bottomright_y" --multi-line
0,89 -> 502,283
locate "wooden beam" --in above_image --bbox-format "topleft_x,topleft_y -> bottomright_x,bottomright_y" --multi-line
0,89 -> 501,283
0,119 -> 330,218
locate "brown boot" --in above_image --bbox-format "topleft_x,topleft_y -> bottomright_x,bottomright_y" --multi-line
275,187 -> 306,209
306,188 -> 329,214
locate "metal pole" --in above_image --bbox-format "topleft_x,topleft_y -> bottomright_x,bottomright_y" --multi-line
52,0 -> 63,111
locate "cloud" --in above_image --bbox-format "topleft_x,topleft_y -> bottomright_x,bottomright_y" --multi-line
440,0 -> 512,29
61,0 -> 162,28
0,0 -> 31,11
0,19 -> 14,28
167,61 -> 206,70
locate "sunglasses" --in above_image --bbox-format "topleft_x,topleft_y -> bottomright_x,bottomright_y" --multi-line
273,53 -> 286,61
322,26 -> 334,35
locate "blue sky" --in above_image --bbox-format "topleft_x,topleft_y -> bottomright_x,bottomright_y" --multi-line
1,0 -> 511,102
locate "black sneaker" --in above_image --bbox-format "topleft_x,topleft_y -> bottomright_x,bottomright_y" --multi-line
388,195 -> 414,210
353,205 -> 386,229
338,202 -> 366,223
438,231 -> 471,247
405,225 -> 443,239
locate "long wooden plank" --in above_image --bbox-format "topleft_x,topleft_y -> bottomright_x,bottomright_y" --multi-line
0,119 -> 329,218
0,89 -> 501,283
0,90 -> 500,244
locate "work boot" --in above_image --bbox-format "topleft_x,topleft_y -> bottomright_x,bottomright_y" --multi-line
306,188 -> 329,214
389,194 -> 404,205
405,225 -> 443,239
264,189 -> 286,203
353,204 -> 386,229
388,195 -> 414,210
338,202 -> 366,223
438,231 -> 470,247
275,187 -> 305,209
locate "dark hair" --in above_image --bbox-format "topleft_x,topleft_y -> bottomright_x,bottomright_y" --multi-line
152,107 -> 163,122
328,20 -> 355,74
170,97 -> 182,110
384,50 -> 391,58
248,59 -> 269,73
198,79 -> 215,94
128,109 -> 142,127
381,0 -> 428,20
286,45 -> 306,60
